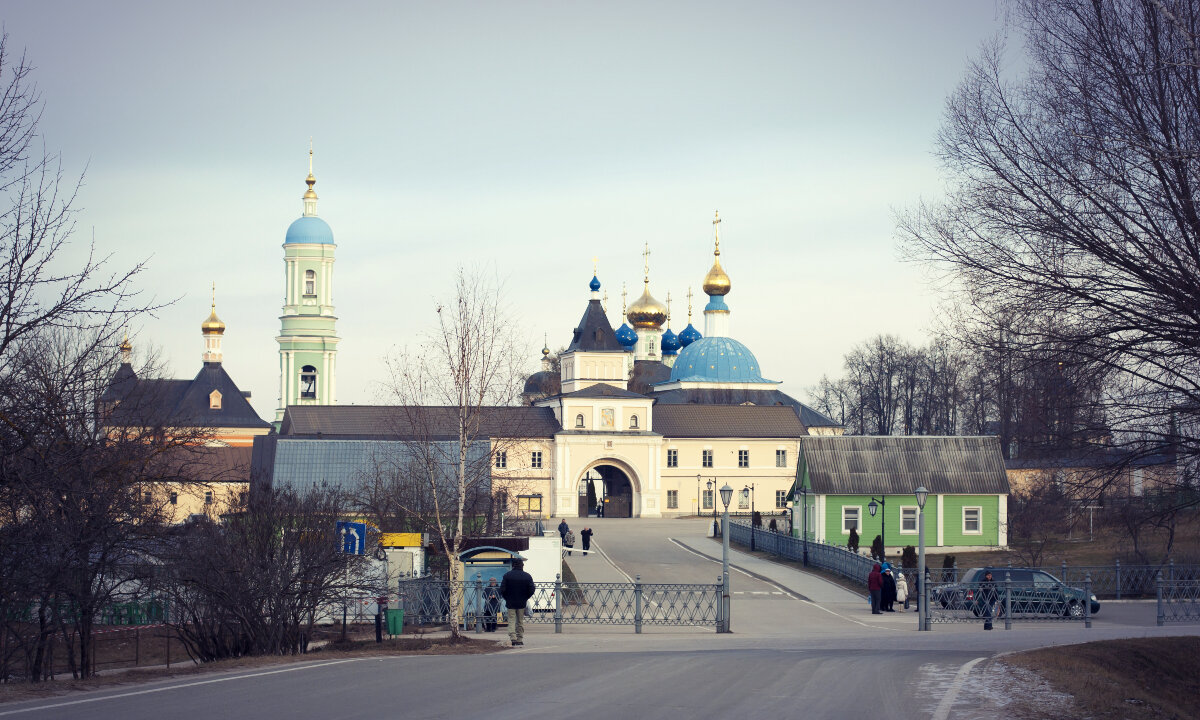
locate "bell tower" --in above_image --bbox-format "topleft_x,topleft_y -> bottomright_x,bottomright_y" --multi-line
275,144 -> 339,424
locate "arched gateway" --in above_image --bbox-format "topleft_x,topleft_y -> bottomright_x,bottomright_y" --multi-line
577,463 -> 638,518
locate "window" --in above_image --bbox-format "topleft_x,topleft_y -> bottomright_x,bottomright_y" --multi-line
143,491 -> 152,504
667,490 -> 678,509
776,449 -> 787,468
169,492 -> 178,505
494,451 -> 507,469
842,506 -> 860,533
300,365 -> 317,399
775,490 -> 787,508
304,269 -> 315,295
204,490 -> 213,505
900,506 -> 918,533
739,488 -> 750,509
575,414 -> 584,428
517,495 -> 543,514
962,507 -> 982,534
209,389 -> 222,410
702,449 -> 713,468
238,492 -> 247,505
531,451 -> 543,469
702,489 -> 714,509
738,450 -> 749,468
630,415 -> 639,429
667,449 -> 678,468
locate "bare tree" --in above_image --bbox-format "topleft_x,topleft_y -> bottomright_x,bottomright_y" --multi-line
899,0 -> 1200,502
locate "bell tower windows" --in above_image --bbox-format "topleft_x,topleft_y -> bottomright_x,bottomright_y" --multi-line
304,269 -> 316,296
300,365 -> 318,400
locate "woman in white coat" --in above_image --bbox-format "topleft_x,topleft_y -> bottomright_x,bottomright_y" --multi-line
896,571 -> 910,610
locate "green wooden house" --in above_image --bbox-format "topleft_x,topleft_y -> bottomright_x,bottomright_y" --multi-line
790,436 -> 1011,552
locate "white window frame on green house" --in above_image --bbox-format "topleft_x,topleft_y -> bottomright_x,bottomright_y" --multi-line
962,506 -> 982,534
900,506 -> 918,534
775,490 -> 787,508
666,490 -> 678,509
842,505 -> 860,534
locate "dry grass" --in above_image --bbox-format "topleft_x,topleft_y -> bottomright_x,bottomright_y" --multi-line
1003,637 -> 1200,720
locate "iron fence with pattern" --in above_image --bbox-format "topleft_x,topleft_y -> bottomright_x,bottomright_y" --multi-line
928,573 -> 1094,627
1157,576 -> 1200,625
397,575 -> 722,633
728,519 -> 876,584
1056,560 -> 1200,599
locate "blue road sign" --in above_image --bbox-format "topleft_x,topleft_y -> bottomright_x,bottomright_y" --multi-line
337,521 -> 367,555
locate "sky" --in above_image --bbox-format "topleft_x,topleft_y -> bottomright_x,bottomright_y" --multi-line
3,1 -> 1009,421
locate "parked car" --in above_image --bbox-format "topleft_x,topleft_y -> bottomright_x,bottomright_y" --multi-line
934,567 -> 1100,617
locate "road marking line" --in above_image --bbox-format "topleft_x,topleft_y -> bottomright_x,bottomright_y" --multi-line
591,542 -> 635,584
0,658 -> 364,716
931,657 -> 986,720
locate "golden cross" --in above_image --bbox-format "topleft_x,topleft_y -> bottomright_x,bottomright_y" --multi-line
603,290 -> 608,312
308,137 -> 313,174
622,283 -> 628,314
592,256 -> 598,275
211,281 -> 216,309
713,210 -> 722,254
687,287 -> 694,320
666,292 -> 672,322
642,242 -> 651,281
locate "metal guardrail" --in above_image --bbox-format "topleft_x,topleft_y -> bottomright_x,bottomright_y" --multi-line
728,519 -> 875,584
1157,577 -> 1200,625
397,575 -> 722,633
927,575 -> 1093,627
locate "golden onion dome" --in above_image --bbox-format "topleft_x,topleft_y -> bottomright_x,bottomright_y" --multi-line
627,282 -> 668,329
702,255 -> 731,296
119,334 -> 132,353
201,306 -> 226,335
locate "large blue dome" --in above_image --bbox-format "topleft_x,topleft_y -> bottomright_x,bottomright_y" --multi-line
668,336 -> 772,383
285,216 -> 335,244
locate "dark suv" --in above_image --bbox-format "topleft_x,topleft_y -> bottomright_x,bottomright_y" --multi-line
935,567 -> 1100,618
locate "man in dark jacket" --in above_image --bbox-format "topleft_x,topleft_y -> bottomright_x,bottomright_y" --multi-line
979,570 -> 997,631
580,527 -> 593,553
868,563 -> 883,614
881,563 -> 897,612
557,519 -> 569,543
499,558 -> 535,646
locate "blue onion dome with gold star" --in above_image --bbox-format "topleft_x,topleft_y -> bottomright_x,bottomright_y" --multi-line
589,275 -> 601,292
615,322 -> 637,349
285,147 -> 335,244
668,336 -> 773,383
661,327 -> 681,356
678,322 -> 702,347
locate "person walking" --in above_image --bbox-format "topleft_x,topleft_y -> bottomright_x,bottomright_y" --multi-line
580,527 -> 593,553
881,563 -> 897,612
979,570 -> 998,630
499,558 -> 535,646
483,578 -> 501,632
868,563 -> 883,614
896,571 -> 909,611
564,528 -> 575,556
557,519 -> 569,543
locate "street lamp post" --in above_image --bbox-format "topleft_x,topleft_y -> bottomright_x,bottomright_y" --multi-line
706,479 -> 717,536
743,484 -> 756,552
867,496 -> 886,560
696,474 -> 701,517
719,483 -> 733,633
915,485 -> 928,632
800,482 -> 809,567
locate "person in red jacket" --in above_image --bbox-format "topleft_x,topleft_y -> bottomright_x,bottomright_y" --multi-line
868,563 -> 883,615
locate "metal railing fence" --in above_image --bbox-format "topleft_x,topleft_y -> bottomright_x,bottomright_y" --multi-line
1157,576 -> 1200,625
397,574 -> 722,633
728,519 -> 874,584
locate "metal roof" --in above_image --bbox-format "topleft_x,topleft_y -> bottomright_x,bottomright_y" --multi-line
654,405 -> 807,438
280,405 -> 560,439
797,436 -> 1010,495
565,299 -> 625,353
559,383 -> 646,399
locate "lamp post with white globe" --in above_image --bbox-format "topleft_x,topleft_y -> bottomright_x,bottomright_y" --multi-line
720,483 -> 733,633
915,485 -> 929,631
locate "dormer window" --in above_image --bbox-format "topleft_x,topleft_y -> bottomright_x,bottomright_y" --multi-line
300,365 -> 317,399
209,389 -> 222,410
630,414 -> 639,429
304,269 -> 316,296
575,414 -> 584,428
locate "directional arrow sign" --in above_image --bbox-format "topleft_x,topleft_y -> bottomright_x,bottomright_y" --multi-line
336,521 -> 367,555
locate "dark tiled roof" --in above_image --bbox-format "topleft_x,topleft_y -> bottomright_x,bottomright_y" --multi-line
654,405 -> 808,438
560,383 -> 645,399
649,387 -> 841,427
798,436 -> 1010,495
565,299 -> 625,353
154,445 -> 254,484
103,362 -> 270,430
1005,450 -> 1176,470
629,360 -> 671,393
280,405 -> 560,439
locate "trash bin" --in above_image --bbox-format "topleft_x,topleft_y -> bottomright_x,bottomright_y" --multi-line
386,608 -> 404,636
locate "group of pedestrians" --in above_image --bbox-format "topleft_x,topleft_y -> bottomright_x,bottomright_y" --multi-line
867,562 -> 910,614
557,520 -> 594,556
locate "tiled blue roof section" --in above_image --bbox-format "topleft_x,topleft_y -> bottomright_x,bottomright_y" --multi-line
667,336 -> 775,384
285,216 -> 335,244
270,438 -> 491,492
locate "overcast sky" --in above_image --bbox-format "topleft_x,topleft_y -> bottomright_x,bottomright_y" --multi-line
4,1 -> 1008,420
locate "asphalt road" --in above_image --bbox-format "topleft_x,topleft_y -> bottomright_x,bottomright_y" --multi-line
3,517 -> 1196,720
